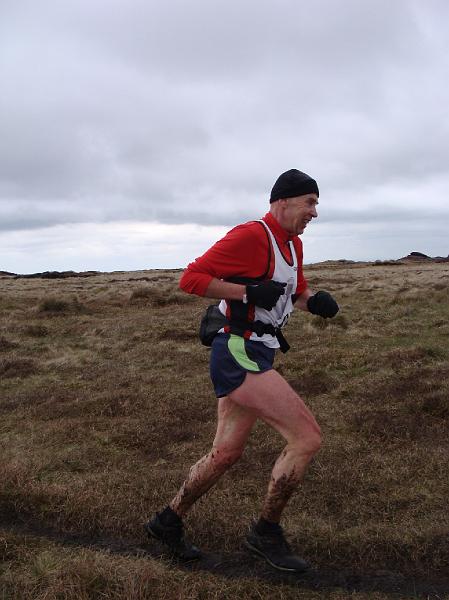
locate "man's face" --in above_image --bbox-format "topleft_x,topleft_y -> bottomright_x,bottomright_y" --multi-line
279,194 -> 319,235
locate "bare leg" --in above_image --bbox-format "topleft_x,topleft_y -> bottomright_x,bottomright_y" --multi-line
229,369 -> 321,523
170,396 -> 257,516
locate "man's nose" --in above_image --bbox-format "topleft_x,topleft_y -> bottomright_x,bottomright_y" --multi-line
311,206 -> 318,218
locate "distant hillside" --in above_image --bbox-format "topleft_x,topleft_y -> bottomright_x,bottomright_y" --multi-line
2,253 -> 448,278
400,252 -> 449,263
13,270 -> 100,279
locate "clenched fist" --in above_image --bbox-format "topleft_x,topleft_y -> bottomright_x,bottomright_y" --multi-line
246,281 -> 287,310
307,291 -> 339,318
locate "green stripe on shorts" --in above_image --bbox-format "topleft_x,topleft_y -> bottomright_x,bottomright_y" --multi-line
227,334 -> 261,371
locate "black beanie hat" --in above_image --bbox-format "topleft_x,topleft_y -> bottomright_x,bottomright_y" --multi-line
270,169 -> 319,203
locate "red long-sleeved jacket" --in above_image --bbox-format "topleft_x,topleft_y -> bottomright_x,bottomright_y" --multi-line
179,212 -> 308,296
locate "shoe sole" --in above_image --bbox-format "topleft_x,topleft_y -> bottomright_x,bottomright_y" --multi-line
244,539 -> 309,573
144,523 -> 201,561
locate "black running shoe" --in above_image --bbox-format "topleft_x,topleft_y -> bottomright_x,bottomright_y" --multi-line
145,512 -> 201,561
245,522 -> 309,573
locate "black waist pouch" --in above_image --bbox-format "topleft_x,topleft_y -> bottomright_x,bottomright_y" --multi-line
199,304 -> 228,346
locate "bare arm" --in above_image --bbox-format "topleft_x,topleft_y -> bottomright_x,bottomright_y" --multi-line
206,278 -> 315,310
206,280 -> 314,307
204,278 -> 246,301
295,287 -> 314,312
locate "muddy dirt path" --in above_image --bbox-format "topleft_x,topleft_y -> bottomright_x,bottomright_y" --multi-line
1,520 -> 448,599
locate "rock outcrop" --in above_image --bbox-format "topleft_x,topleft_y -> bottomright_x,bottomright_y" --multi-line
13,270 -> 99,279
400,252 -> 449,263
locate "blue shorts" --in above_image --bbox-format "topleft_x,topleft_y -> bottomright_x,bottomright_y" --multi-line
210,333 -> 275,398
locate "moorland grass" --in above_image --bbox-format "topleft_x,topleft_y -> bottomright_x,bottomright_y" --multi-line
0,263 -> 448,599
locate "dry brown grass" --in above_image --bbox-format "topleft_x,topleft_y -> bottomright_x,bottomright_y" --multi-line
1,263 -> 448,599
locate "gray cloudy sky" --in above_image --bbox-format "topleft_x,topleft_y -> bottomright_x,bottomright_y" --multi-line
1,0 -> 448,273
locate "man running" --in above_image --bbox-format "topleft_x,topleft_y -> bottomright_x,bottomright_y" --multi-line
145,169 -> 339,572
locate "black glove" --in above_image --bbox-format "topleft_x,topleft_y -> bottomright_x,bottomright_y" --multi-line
246,281 -> 286,310
307,290 -> 339,318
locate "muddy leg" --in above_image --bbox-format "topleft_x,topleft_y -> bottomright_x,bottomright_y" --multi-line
229,370 -> 322,523
261,443 -> 318,522
170,449 -> 235,515
170,396 -> 256,517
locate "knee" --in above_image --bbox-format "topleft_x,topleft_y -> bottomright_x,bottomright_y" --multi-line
306,430 -> 322,455
211,444 -> 244,469
301,415 -> 322,455
292,430 -> 322,457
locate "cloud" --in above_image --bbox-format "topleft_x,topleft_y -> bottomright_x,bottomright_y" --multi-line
1,0 -> 448,269
0,221 -> 228,273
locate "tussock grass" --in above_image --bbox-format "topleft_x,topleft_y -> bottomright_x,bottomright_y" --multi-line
129,284 -> 197,307
23,324 -> 49,338
37,296 -> 89,315
0,336 -> 18,351
0,357 -> 37,378
38,297 -> 70,312
1,263 -> 448,598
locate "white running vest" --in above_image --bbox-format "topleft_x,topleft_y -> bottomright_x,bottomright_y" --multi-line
219,220 -> 298,349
